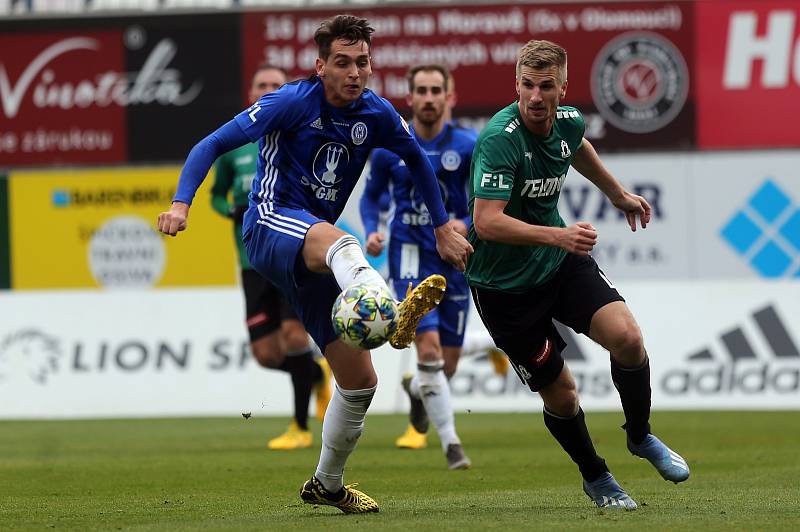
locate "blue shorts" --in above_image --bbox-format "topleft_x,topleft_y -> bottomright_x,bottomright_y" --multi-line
389,242 -> 470,347
242,203 -> 340,349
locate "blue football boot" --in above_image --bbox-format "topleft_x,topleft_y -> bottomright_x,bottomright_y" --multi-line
583,472 -> 638,510
628,433 -> 690,483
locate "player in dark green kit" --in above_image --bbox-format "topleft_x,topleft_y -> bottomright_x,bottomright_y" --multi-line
211,64 -> 331,450
467,40 -> 689,510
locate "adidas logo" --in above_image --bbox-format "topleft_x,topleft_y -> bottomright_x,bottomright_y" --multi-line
556,110 -> 580,119
504,119 -> 520,133
662,305 -> 800,394
310,117 -> 323,130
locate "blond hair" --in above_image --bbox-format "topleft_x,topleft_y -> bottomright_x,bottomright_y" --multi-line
516,40 -> 567,82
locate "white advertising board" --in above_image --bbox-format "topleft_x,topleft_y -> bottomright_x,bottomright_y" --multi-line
1,281 -> 798,419
340,150 -> 800,281
560,150 -> 800,280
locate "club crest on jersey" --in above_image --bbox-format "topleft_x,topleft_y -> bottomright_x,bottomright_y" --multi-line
560,140 -> 571,158
441,150 -> 461,171
312,142 -> 350,187
351,122 -> 368,145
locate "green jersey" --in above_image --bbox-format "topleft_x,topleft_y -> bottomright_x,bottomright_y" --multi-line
211,143 -> 257,270
465,103 -> 585,293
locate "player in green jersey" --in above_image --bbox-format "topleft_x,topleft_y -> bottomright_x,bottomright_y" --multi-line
467,40 -> 689,510
211,64 -> 331,450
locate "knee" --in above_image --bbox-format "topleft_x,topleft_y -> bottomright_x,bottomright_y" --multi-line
443,359 -> 458,379
281,324 -> 310,353
542,379 -> 579,417
336,363 -> 378,390
610,325 -> 645,367
415,336 -> 443,365
251,342 -> 283,369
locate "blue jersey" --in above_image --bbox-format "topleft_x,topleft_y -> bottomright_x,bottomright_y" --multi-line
361,122 -> 477,252
173,75 -> 448,229
236,76 -> 450,226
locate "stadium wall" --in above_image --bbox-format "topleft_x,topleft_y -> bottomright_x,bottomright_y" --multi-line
2,149 -> 799,419
1,0 -> 799,168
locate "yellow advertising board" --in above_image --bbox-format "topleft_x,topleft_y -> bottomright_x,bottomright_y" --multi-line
9,167 -> 238,289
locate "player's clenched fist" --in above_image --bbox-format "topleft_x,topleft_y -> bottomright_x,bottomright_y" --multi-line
559,222 -> 597,255
157,201 -> 190,236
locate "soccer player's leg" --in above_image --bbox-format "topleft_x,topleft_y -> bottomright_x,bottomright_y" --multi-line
594,304 -> 689,482
434,273 -> 472,469
294,274 -> 380,512
240,270 -> 313,450
245,207 -> 379,509
304,337 -> 379,513
472,283 -> 635,509
277,297 -> 331,422
571,257 -> 689,483
396,372 -> 429,449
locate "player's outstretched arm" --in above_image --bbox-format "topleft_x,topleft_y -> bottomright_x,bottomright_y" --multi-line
570,138 -> 651,232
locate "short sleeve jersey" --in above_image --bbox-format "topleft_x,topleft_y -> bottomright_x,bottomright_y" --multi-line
367,123 -> 477,251
465,103 -> 585,293
234,76 -> 440,225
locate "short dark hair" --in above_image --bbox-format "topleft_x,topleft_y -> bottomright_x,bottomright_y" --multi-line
406,64 -> 451,93
253,63 -> 289,76
314,14 -> 375,60
252,63 -> 287,81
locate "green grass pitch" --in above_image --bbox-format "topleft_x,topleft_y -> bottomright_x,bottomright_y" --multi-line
2,412 -> 799,530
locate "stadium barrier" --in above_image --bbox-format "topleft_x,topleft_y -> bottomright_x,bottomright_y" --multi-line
1,149 -> 799,418
1,280 -> 799,419
6,166 -> 238,289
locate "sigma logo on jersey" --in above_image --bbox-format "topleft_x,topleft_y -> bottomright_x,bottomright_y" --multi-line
441,150 -> 461,171
300,142 -> 351,201
405,180 -> 449,226
521,174 -> 566,198
590,32 -> 689,134
351,122 -> 368,145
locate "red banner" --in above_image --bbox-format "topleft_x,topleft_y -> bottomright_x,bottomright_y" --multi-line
242,2 -> 694,151
0,30 -> 127,166
696,0 -> 800,149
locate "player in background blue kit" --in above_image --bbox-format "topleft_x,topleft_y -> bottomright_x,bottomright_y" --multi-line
157,15 -> 473,514
361,65 -> 475,470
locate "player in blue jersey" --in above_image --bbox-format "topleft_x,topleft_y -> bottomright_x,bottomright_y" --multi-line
157,15 -> 472,514
210,64 -> 331,451
361,64 -> 475,469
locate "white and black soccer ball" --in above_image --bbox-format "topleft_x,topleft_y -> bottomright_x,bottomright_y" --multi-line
331,284 -> 398,350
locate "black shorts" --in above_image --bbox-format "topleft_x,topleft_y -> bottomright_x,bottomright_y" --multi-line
471,253 -> 624,392
241,269 -> 299,342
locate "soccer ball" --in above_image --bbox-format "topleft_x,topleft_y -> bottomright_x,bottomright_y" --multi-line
331,283 -> 398,350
